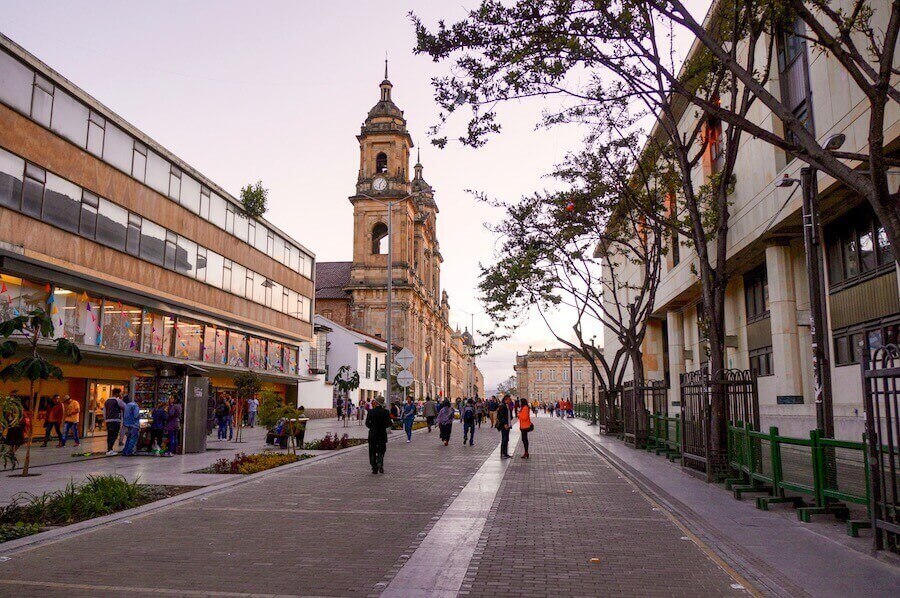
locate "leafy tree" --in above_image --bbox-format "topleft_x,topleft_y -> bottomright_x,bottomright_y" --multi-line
0,308 -> 82,476
0,394 -> 24,469
239,180 -> 268,219
257,391 -> 305,454
333,365 -> 360,397
496,375 -> 517,397
233,371 -> 262,442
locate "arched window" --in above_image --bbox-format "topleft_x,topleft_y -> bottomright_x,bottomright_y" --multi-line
376,153 -> 388,174
372,222 -> 388,254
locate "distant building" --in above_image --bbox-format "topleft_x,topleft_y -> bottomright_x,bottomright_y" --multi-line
514,348 -> 595,403
314,65 -> 482,399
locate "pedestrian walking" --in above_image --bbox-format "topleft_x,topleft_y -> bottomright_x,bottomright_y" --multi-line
423,396 -> 437,432
496,394 -> 512,459
121,396 -> 141,456
227,399 -> 235,440
165,396 -> 182,456
59,395 -> 81,447
101,389 -> 125,454
518,398 -> 533,458
365,397 -> 392,474
462,399 -> 476,446
401,397 -> 416,442
474,398 -> 485,428
246,396 -> 259,428
488,395 -> 498,428
215,399 -> 229,440
41,394 -> 63,447
436,399 -> 454,446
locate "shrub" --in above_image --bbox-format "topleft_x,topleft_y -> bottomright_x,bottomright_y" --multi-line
303,433 -> 367,450
196,452 -> 309,474
0,522 -> 42,543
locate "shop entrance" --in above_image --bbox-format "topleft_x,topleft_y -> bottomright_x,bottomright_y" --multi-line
86,381 -> 129,437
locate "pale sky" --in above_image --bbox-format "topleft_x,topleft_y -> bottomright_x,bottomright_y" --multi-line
1,0 -> 706,392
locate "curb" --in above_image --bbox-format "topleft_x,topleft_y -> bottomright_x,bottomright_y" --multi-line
0,430 -> 406,557
562,419 -> 807,598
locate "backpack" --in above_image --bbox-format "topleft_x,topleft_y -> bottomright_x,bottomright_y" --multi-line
463,406 -> 475,422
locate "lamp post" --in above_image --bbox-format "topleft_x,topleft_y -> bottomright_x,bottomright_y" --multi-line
590,335 -> 598,426
457,308 -> 477,398
569,354 -> 574,417
357,177 -> 420,407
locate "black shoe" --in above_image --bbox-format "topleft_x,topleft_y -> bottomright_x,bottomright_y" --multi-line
379,467 -> 384,474
372,469 -> 378,474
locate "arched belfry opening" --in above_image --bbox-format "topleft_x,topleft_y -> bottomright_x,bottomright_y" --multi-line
376,152 -> 388,174
372,222 -> 388,254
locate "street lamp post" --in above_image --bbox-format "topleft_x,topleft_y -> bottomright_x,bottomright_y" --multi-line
569,354 -> 574,417
357,177 -> 420,407
591,367 -> 597,425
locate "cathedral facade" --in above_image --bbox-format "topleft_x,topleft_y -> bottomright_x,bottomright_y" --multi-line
315,68 -> 482,400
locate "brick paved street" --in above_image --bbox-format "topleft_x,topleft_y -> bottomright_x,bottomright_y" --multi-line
4,416 -> 854,597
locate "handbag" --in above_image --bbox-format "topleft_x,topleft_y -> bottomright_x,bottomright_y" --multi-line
527,424 -> 535,432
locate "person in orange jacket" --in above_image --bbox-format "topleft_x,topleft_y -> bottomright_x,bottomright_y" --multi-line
517,398 -> 534,459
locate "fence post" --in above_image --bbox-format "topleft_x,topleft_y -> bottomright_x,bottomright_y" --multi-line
770,426 -> 783,498
811,429 -> 825,509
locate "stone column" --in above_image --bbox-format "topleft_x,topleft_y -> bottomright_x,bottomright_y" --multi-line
666,310 -> 685,410
765,243 -> 804,402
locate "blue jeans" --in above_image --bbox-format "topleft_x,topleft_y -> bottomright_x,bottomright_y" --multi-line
60,421 -> 80,446
166,429 -> 180,454
247,412 -> 257,428
463,421 -> 475,445
403,418 -> 414,440
227,415 -> 234,440
122,426 -> 139,455
217,416 -> 228,439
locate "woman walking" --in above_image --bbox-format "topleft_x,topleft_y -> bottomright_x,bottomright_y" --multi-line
518,398 -> 533,459
401,397 -> 416,442
436,399 -> 454,446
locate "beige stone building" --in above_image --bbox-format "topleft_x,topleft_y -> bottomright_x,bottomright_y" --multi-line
514,348 -> 595,403
316,67 -> 482,400
605,0 -> 899,440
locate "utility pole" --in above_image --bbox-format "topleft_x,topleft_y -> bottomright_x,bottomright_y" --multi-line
800,167 -> 834,438
569,354 -> 574,416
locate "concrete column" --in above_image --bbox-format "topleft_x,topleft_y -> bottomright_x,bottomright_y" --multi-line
765,243 -> 804,401
666,310 -> 685,409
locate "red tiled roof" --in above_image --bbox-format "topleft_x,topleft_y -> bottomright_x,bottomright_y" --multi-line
315,261 -> 352,300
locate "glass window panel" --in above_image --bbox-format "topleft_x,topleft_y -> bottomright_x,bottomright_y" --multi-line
0,51 -> 34,113
22,168 -> 45,218
827,238 -> 843,285
95,198 -> 128,251
877,225 -> 894,265
233,212 -> 249,242
145,150 -> 169,195
247,221 -> 256,247
42,173 -> 81,233
138,219 -> 165,266
249,337 -> 265,369
0,147 -> 24,210
175,319 -> 203,361
274,235 -> 285,264
286,347 -> 298,375
245,271 -> 254,300
253,271 -> 266,304
834,335 -> 850,365
267,281 -> 282,310
0,275 -> 47,327
209,193 -> 227,228
49,89 -> 88,147
230,263 -> 247,296
126,216 -> 141,256
101,300 -> 141,352
102,123 -> 133,172
858,226 -> 876,272
161,315 -> 176,357
290,246 -> 301,272
267,341 -> 283,372
141,311 -> 168,356
868,329 -> 883,351
850,332 -> 863,363
214,327 -> 227,364
843,232 -> 859,278
168,168 -> 181,201
228,331 -> 247,367
225,205 -> 235,234
179,173 -> 201,214
254,223 -> 269,253
205,250 -> 224,289
87,120 -> 104,157
199,189 -> 210,219
79,191 -> 98,238
175,236 -> 197,277
131,146 -> 147,182
31,82 -> 53,127
299,295 -> 311,322
202,326 -> 216,363
48,286 -> 99,345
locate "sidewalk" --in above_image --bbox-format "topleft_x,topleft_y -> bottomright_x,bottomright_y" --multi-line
1,417 -> 375,506
565,417 -> 900,597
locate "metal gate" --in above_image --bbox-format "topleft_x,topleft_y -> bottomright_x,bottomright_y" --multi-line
862,344 -> 900,552
623,379 -> 666,448
680,368 -> 758,480
598,388 -> 622,434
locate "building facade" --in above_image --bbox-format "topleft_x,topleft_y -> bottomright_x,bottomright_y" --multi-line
0,34 -> 316,435
315,67 -> 483,400
514,348 -> 595,403
604,2 -> 899,440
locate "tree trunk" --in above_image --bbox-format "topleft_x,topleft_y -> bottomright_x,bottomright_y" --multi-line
706,285 -> 729,480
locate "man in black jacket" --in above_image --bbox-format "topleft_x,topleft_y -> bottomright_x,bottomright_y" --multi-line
496,394 -> 512,459
365,396 -> 393,474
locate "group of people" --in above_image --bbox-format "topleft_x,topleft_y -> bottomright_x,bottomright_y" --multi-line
364,393 -> 535,474
536,400 -> 576,418
208,395 -> 260,441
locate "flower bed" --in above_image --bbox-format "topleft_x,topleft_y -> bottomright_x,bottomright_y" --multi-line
303,433 -> 368,450
0,475 -> 196,543
193,452 -> 311,474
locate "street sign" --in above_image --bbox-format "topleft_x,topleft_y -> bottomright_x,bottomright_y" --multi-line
395,347 -> 414,369
397,369 -> 414,388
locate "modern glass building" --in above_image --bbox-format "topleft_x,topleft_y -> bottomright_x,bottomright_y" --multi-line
0,33 -> 315,438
